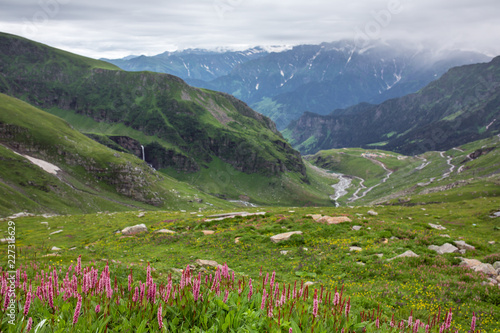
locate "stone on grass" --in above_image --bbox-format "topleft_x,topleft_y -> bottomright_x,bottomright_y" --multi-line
387,250 -> 419,261
440,234 -> 450,238
202,230 -> 215,235
307,214 -> 323,221
195,259 -> 219,267
454,241 -> 475,251
121,224 -> 148,235
155,229 -> 176,234
459,258 -> 482,269
493,262 -> 500,270
489,241 -> 496,245
429,223 -> 446,230
428,243 -> 459,255
41,222 -> 49,226
280,250 -> 289,255
375,253 -> 384,258
304,281 -> 315,287
352,226 -> 362,231
473,263 -> 497,276
367,210 -> 378,216
356,262 -> 365,266
270,231 -> 303,243
349,246 -> 362,252
234,237 -> 241,244
317,216 -> 352,224
49,230 -> 63,235
43,253 -> 60,257
137,212 -> 146,218
51,246 -> 61,251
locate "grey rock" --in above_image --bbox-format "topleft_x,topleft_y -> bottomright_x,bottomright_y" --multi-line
440,234 -> 450,238
454,241 -> 475,251
459,249 -> 467,255
195,259 -> 219,267
352,226 -> 362,231
429,223 -> 446,230
304,281 -> 315,287
493,261 -> 500,270
270,231 -> 303,243
349,246 -> 362,252
155,229 -> 176,234
356,262 -> 365,266
137,212 -> 146,218
51,246 -> 61,251
390,236 -> 399,240
375,253 -> 384,258
388,250 -> 419,261
121,224 -> 148,235
473,263 -> 497,276
40,222 -> 49,226
367,210 -> 378,216
49,230 -> 63,235
280,250 -> 289,255
428,243 -> 459,255
459,258 -> 482,269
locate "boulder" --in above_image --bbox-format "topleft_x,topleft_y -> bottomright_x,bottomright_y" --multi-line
155,229 -> 176,234
270,231 -> 303,243
317,216 -> 352,224
388,250 -> 419,261
493,262 -> 500,270
195,259 -> 219,267
473,263 -> 497,276
307,214 -> 323,221
454,241 -> 475,251
429,223 -> 446,230
428,243 -> 459,255
121,224 -> 148,235
367,210 -> 378,216
459,258 -> 482,269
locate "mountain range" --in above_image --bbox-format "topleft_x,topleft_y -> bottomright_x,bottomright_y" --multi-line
104,40 -> 490,129
0,32 -> 336,214
284,56 -> 500,155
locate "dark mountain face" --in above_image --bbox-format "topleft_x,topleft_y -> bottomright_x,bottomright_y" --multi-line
284,56 -> 500,155
105,40 -> 490,129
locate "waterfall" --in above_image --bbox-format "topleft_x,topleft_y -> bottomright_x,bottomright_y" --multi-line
141,145 -> 145,161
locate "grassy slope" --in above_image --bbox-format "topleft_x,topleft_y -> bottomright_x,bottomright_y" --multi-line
0,93 -> 235,216
6,192 -> 500,331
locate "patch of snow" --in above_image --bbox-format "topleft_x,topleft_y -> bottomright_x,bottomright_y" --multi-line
255,83 -> 259,90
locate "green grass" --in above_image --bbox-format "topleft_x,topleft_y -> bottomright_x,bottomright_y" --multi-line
4,190 -> 500,331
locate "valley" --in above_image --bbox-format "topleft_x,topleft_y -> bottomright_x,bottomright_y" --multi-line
0,31 -> 499,332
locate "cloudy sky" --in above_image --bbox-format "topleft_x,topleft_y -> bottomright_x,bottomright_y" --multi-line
1,0 -> 499,59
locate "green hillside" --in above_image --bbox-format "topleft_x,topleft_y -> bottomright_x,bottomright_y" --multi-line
0,93 -> 236,215
0,32 -> 335,208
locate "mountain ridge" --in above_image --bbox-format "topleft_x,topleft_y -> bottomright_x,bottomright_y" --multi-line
284,56 -> 500,155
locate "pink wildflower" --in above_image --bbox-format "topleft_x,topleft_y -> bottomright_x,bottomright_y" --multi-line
23,291 -> 32,316
95,304 -> 101,313
248,278 -> 253,301
157,303 -> 163,330
312,290 -> 318,318
470,312 -> 476,332
223,290 -> 229,303
72,294 -> 82,326
261,289 -> 267,310
26,317 -> 33,332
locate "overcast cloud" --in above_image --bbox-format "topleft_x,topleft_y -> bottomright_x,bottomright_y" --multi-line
0,0 -> 499,59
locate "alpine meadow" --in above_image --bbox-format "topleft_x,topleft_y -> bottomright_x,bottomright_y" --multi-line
0,1 -> 500,332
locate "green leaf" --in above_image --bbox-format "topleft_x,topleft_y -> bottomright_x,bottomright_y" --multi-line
290,319 -> 302,333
